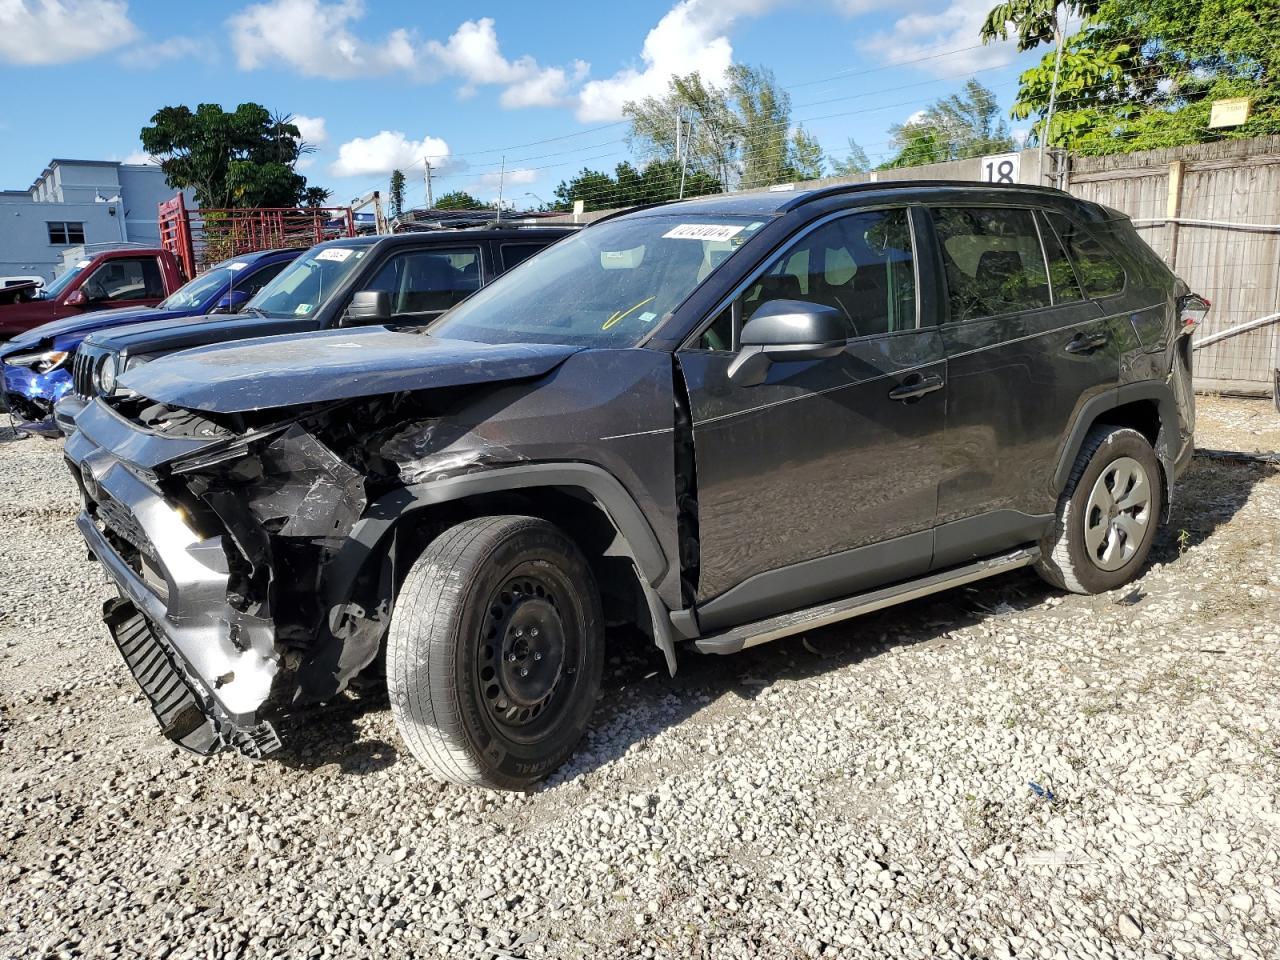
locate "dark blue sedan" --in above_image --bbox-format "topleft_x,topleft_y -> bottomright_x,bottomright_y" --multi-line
1,248 -> 302,435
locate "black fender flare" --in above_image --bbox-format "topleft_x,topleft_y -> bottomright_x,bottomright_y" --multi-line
1052,380 -> 1179,512
346,462 -> 668,587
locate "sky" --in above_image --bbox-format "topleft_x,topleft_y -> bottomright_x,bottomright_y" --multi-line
0,0 -> 1045,208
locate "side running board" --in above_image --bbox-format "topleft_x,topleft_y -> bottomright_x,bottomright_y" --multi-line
693,547 -> 1040,655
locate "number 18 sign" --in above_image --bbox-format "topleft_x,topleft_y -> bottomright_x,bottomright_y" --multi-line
981,152 -> 1021,184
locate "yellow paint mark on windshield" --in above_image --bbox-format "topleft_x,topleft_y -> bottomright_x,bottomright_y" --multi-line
602,296 -> 656,331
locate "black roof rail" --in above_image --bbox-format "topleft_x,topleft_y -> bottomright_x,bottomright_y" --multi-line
776,178 -> 1073,211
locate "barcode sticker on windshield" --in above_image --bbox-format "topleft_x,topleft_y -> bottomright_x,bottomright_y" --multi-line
228,261 -> 250,271
316,248 -> 355,262
663,224 -> 744,242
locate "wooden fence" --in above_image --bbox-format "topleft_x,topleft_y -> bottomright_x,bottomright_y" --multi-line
1065,137 -> 1280,394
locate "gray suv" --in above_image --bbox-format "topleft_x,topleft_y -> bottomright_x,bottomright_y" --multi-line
63,182 -> 1205,788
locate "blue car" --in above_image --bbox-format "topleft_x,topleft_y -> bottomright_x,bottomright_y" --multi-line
1,248 -> 301,435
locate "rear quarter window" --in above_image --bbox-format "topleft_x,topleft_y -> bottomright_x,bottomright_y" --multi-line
1045,211 -> 1127,298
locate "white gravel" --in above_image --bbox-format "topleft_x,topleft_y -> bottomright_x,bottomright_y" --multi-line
2,401 -> 1279,960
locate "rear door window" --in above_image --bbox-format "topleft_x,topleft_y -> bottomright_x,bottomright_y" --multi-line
499,243 -> 545,271
1045,211 -> 1126,297
1036,211 -> 1085,304
931,207 -> 1051,322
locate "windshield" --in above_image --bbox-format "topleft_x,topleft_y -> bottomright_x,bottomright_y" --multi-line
159,259 -> 243,310
42,260 -> 90,299
429,215 -> 764,347
247,245 -> 369,318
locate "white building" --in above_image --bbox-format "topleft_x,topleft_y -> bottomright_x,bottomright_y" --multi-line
0,159 -> 194,281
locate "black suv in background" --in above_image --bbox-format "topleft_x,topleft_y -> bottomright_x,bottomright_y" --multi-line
55,226 -> 576,432
64,182 -> 1205,788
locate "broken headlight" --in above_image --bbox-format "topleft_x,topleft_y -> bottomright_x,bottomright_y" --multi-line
6,349 -> 69,374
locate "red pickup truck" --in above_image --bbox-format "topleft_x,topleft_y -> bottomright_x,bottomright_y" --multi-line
0,248 -> 185,340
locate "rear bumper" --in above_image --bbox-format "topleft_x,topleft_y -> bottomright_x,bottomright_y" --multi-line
65,411 -> 283,755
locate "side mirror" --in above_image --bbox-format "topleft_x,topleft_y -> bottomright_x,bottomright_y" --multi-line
211,289 -> 253,314
64,289 -> 88,307
343,290 -> 391,325
726,299 -> 847,386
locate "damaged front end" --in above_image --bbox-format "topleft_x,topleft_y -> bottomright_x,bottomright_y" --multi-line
67,387 -> 509,757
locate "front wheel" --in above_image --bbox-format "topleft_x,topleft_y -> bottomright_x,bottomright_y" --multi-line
1035,426 -> 1164,595
387,515 -> 604,789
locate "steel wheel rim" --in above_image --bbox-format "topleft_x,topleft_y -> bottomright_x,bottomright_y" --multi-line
476,565 -> 579,739
1083,455 -> 1151,572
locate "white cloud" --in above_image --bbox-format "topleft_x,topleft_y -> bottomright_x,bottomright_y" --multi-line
229,0 -> 415,78
859,0 -> 1017,76
120,150 -> 156,165
426,18 -> 580,108
473,168 -> 537,190
292,114 -> 328,146
227,4 -> 577,109
118,35 -> 215,68
575,0 -> 781,122
0,0 -> 137,65
296,155 -> 317,171
330,130 -> 450,178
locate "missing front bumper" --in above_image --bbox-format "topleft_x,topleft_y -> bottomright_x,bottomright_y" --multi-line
102,596 -> 281,757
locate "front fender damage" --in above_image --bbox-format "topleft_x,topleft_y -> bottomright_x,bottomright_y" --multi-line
167,395 -> 532,711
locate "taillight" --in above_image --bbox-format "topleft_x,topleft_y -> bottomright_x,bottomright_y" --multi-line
1178,293 -> 1210,333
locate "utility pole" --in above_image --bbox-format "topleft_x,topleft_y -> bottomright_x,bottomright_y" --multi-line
1039,2 -> 1066,186
678,108 -> 690,200
496,155 -> 505,223
423,158 -> 433,208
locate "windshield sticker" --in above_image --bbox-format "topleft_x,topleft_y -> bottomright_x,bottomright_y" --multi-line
294,303 -> 314,315
638,311 -> 658,324
663,223 -> 744,242
228,261 -> 250,271
75,260 -> 91,268
316,248 -> 355,262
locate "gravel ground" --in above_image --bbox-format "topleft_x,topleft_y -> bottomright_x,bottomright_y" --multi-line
2,399 -> 1278,960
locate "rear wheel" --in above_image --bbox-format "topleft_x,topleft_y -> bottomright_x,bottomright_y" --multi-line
387,515 -> 603,789
1035,426 -> 1163,595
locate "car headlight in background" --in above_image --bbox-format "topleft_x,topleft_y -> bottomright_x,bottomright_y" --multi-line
5,349 -> 69,374
97,355 -> 119,395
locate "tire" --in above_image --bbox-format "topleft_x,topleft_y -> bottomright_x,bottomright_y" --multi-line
1035,426 -> 1164,595
387,515 -> 604,789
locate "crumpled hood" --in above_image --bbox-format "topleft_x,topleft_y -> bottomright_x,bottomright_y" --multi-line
2,305 -> 174,350
119,326 -> 585,413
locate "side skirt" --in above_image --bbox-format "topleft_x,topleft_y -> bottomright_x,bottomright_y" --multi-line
693,546 -> 1040,655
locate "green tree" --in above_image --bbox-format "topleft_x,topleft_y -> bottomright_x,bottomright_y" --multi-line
552,161 -> 722,212
828,138 -> 872,177
883,80 -> 1014,168
987,0 -> 1280,154
624,65 -> 825,190
140,102 -> 323,208
388,169 -> 406,217
785,129 -> 826,182
434,190 -> 484,210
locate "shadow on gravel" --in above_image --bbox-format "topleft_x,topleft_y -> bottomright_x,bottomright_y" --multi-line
272,687 -> 399,775
0,423 -> 32,445
1148,456 -> 1274,563
264,456 -> 1273,784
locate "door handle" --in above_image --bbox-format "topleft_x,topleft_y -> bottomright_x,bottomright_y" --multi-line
1065,332 -> 1109,354
888,372 -> 944,402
